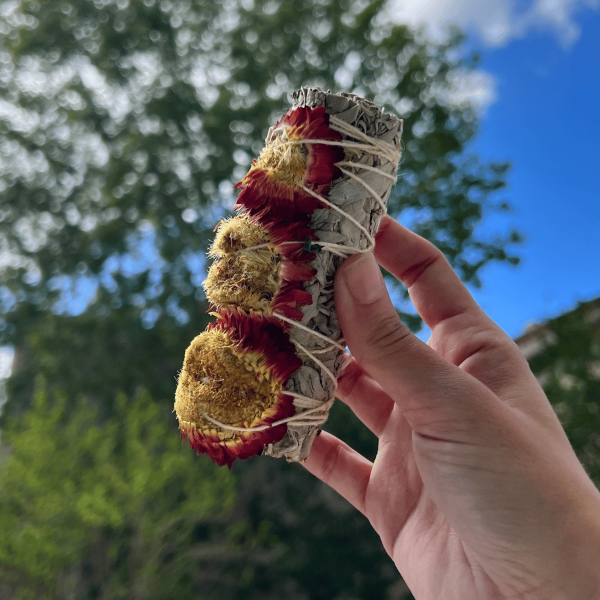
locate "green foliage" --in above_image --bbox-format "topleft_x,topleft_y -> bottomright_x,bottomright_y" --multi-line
0,0 -> 521,421
6,303 -> 202,418
0,382 -> 236,599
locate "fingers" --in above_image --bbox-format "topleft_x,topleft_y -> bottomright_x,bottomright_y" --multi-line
305,429 -> 423,558
334,250 -> 503,440
374,216 -> 480,332
303,431 -> 372,515
373,217 -> 554,422
337,358 -> 395,437
375,216 -> 511,373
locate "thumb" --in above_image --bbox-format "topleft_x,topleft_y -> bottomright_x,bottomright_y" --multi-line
334,252 -> 502,439
336,252 -> 414,364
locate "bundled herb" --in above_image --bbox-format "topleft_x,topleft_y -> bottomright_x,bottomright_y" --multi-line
175,87 -> 402,466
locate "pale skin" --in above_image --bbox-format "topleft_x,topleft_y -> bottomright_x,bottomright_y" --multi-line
304,215 -> 600,600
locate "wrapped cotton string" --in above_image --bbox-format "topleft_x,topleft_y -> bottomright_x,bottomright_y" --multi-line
237,114 -> 400,436
233,239 -> 374,257
303,343 -> 342,355
291,339 -> 338,389
200,396 -> 334,432
268,116 -> 400,164
284,138 -> 399,166
329,115 -> 401,164
336,160 -> 397,180
273,312 -> 346,352
287,391 -> 323,408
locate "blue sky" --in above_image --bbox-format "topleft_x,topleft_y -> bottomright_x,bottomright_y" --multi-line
473,9 -> 600,338
388,1 -> 600,338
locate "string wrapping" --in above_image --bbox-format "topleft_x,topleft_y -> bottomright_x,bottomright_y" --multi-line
174,87 -> 402,466
263,87 -> 402,462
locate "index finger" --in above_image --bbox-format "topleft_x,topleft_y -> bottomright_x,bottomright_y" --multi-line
373,216 -> 541,408
374,216 -> 481,333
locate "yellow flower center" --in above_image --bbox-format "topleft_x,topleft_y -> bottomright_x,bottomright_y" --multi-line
253,127 -> 308,186
204,216 -> 281,314
174,330 -> 283,436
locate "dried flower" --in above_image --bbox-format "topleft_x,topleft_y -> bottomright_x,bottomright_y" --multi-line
175,309 -> 302,468
234,106 -> 344,219
203,214 -> 316,320
175,89 -> 402,466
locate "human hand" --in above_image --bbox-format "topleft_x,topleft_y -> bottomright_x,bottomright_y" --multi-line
305,216 -> 600,600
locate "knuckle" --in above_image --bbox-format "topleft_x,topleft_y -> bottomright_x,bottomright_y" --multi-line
459,328 -> 531,377
320,442 -> 343,482
401,246 -> 443,288
486,332 -> 526,364
336,360 -> 362,399
363,311 -> 412,361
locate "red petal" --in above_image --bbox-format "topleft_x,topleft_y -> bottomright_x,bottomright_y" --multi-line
234,106 -> 343,220
272,286 -> 313,321
305,143 -> 344,185
210,308 -> 302,383
279,260 -> 315,284
235,169 -> 323,219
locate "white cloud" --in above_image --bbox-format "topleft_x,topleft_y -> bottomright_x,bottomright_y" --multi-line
436,69 -> 498,111
387,0 -> 600,46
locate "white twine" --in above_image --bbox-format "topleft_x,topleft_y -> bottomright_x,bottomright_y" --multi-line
272,312 -> 346,352
285,137 -> 399,166
336,160 -> 397,181
209,117 -> 397,435
304,342 -> 344,355
200,397 -> 334,432
329,115 -> 401,165
286,391 -> 323,408
232,239 -> 373,257
268,117 -> 400,165
292,339 -> 338,389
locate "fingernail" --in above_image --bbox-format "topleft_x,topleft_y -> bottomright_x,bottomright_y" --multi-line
343,252 -> 384,305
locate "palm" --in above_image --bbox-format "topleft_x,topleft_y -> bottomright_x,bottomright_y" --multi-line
334,362 -> 507,600
367,400 -> 505,599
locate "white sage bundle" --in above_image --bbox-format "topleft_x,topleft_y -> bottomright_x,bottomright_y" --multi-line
174,87 -> 402,466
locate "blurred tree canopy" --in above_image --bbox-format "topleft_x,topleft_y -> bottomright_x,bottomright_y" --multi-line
1,0 -> 522,598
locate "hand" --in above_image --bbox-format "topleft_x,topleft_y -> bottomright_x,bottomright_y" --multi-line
305,216 -> 600,600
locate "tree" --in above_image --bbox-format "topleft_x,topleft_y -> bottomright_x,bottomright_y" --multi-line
0,0 -> 519,413
0,0 -> 520,598
0,382 -> 236,600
